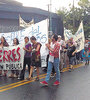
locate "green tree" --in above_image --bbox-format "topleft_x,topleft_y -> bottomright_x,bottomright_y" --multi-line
57,0 -> 90,37
78,0 -> 90,37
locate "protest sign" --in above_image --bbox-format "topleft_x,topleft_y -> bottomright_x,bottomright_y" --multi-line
64,28 -> 73,41
0,19 -> 48,45
74,21 -> 85,52
0,19 -> 48,68
0,44 -> 24,70
64,21 -> 85,52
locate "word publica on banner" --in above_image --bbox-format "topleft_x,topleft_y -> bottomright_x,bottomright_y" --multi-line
0,47 -> 21,62
0,63 -> 23,70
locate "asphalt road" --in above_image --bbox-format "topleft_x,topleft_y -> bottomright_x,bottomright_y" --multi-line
0,64 -> 90,100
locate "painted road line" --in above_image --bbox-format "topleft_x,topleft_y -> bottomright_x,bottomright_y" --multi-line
0,76 -> 46,92
0,63 -> 85,92
62,63 -> 84,72
0,73 -> 46,90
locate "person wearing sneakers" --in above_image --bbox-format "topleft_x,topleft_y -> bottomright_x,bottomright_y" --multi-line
40,34 -> 60,86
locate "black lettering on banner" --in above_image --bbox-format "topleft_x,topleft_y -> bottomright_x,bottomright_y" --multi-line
6,63 -> 23,70
76,37 -> 83,50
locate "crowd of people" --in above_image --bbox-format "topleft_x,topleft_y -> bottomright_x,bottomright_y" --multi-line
0,34 -> 90,86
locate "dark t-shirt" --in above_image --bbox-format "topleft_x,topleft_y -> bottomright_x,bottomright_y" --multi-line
67,45 -> 76,58
24,43 -> 31,58
32,42 -> 42,61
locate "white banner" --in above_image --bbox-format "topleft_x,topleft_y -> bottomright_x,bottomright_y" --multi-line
64,21 -> 85,52
0,44 -> 24,70
0,19 -> 48,68
19,15 -> 34,28
74,21 -> 85,52
64,28 -> 73,41
0,19 -> 48,45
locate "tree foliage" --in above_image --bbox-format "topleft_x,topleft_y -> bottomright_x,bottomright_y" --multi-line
57,0 -> 90,37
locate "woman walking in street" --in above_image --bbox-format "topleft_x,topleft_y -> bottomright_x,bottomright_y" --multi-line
0,36 -> 9,77
9,38 -> 19,78
26,36 -> 42,81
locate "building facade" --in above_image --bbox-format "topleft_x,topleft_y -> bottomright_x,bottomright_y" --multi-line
0,0 -> 64,36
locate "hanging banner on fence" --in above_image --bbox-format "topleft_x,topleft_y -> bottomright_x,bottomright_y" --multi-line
19,15 -> 34,28
64,21 -> 85,52
0,44 -> 24,70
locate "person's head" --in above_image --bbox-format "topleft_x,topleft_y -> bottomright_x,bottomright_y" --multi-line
0,36 -> 9,46
52,34 -> 58,42
24,37 -> 29,44
68,42 -> 73,47
58,35 -> 61,42
30,36 -> 36,44
85,39 -> 88,43
70,37 -> 73,42
13,38 -> 19,45
1,36 -> 6,44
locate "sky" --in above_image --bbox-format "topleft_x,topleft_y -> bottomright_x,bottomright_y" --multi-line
15,0 -> 79,12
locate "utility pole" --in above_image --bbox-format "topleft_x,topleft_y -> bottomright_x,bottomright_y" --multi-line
73,0 -> 75,34
49,0 -> 52,33
48,0 -> 52,37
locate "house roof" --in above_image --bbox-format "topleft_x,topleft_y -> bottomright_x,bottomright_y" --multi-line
0,0 -> 60,20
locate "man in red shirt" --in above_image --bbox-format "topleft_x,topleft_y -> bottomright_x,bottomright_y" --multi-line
40,34 -> 60,86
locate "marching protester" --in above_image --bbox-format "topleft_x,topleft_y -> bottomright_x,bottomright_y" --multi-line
19,37 -> 32,80
50,35 -> 56,77
63,40 -> 70,68
43,38 -> 52,72
40,34 -> 60,86
67,42 -> 77,71
0,36 -> 9,76
26,36 -> 42,81
84,39 -> 90,65
69,37 -> 76,46
58,35 -> 66,71
9,38 -> 19,78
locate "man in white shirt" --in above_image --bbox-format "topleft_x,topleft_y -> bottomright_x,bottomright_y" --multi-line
58,35 -> 66,71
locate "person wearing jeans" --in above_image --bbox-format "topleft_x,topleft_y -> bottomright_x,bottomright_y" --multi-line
40,34 -> 60,86
45,58 -> 60,83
